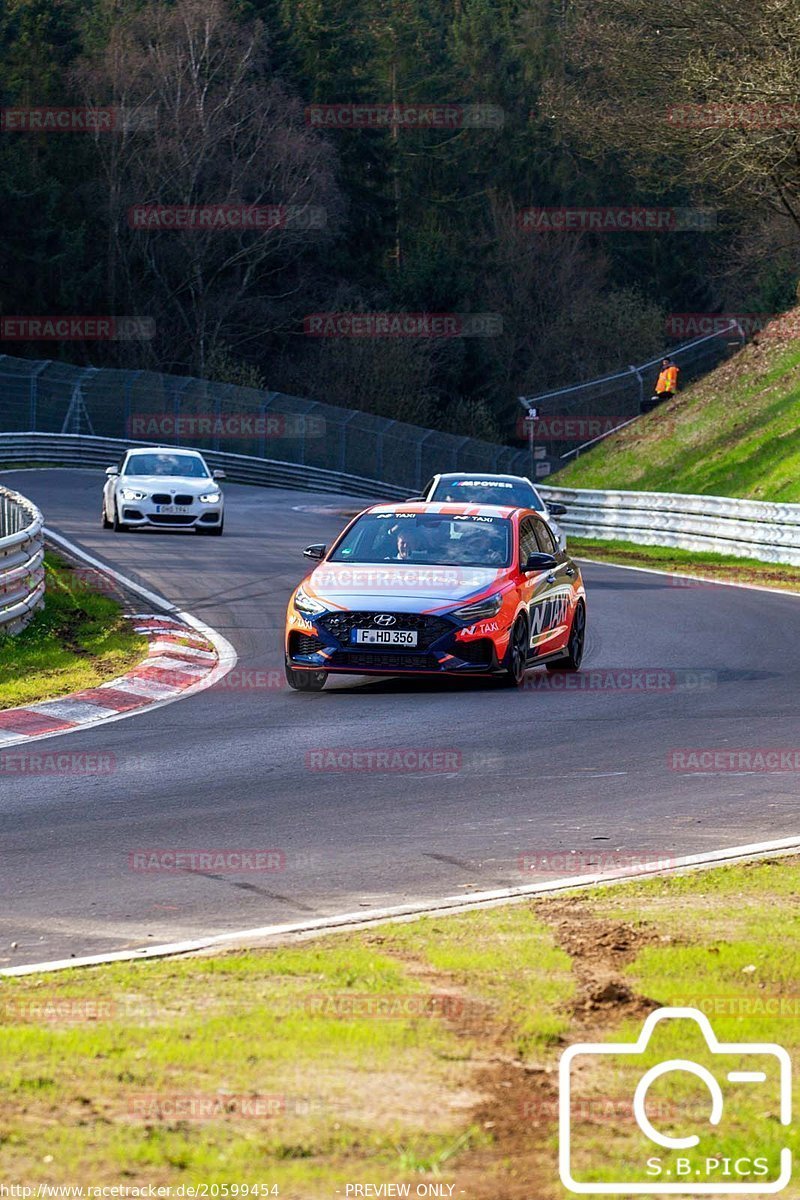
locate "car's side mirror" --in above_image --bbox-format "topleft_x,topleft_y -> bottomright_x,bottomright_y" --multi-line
303,544 -> 327,560
212,469 -> 226,481
105,465 -> 119,477
547,502 -> 567,516
524,552 -> 558,573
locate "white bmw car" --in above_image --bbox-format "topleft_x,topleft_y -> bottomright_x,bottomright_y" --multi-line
102,447 -> 225,535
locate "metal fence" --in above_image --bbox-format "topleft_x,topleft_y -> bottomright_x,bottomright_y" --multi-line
539,483 -> 800,567
0,353 -> 529,493
0,485 -> 45,636
523,324 -> 744,472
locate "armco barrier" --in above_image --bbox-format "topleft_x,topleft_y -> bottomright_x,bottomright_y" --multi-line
3,433 -> 798,569
0,485 -> 45,635
539,484 -> 800,567
0,432 -> 409,501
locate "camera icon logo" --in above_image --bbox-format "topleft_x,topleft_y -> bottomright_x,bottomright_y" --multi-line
559,1006 -> 792,1194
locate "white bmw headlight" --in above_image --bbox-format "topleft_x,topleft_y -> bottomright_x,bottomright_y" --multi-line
199,492 -> 222,504
451,593 -> 504,622
294,586 -> 325,615
120,488 -> 146,501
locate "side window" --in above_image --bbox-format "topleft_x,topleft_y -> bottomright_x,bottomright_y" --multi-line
535,520 -> 558,555
518,518 -> 539,568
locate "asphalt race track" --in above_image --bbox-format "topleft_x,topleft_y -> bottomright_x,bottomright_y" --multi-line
2,468 -> 800,968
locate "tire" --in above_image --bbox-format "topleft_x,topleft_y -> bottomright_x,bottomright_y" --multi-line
546,600 -> 586,672
101,502 -> 112,529
499,615 -> 529,688
285,659 -> 327,691
112,503 -> 129,533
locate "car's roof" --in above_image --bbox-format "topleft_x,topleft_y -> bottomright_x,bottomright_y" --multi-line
127,446 -> 205,457
364,501 -> 531,520
434,472 -> 535,486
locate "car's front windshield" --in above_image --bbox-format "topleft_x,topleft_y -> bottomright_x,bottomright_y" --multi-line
431,478 -> 544,511
124,453 -> 209,479
329,512 -> 512,568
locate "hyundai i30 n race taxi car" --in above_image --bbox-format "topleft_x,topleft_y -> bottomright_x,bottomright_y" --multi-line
102,447 -> 225,534
284,502 -> 586,690
412,472 -> 568,550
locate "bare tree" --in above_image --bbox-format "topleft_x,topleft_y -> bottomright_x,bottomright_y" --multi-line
77,0 -> 343,374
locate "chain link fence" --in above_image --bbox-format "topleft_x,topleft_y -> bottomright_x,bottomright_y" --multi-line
520,324 -> 744,474
0,354 -> 528,493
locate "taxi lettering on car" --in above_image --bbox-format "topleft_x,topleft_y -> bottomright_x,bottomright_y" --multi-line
283,501 -> 587,691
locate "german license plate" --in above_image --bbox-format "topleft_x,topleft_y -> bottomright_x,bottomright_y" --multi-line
353,628 -> 418,646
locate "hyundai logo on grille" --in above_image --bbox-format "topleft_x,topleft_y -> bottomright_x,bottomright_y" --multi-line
374,614 -> 397,627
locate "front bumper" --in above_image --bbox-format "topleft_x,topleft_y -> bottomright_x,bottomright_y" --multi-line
286,608 -> 507,676
120,503 -> 223,528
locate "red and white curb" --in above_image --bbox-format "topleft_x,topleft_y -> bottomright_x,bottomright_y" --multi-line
0,616 -> 218,747
0,528 -> 237,749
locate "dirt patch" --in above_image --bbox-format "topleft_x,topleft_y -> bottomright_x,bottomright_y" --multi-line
447,897 -> 668,1200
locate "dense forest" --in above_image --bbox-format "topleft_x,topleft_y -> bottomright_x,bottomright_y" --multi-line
2,0 -> 799,439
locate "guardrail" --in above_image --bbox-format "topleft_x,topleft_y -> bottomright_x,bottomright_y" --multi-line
0,432 -> 410,500
4,433 -> 798,570
539,484 -> 800,567
0,485 -> 45,636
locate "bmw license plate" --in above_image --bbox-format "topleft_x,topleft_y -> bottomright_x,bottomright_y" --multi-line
155,504 -> 191,514
353,629 -> 418,646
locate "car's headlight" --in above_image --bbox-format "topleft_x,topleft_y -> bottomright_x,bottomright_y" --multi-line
294,586 -> 326,615
199,492 -> 222,504
120,488 -> 146,501
451,593 -> 504,623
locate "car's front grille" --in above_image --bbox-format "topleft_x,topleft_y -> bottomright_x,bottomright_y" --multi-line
318,611 -> 454,650
147,514 -> 196,525
455,638 -> 494,666
150,493 -> 195,506
332,651 -> 438,671
290,632 -> 327,656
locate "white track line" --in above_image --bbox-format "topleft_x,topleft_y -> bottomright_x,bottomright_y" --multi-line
1,527 -> 239,747
4,834 -> 800,976
575,555 -> 800,600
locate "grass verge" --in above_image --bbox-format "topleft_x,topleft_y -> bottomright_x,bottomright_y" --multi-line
0,551 -> 148,709
554,312 -> 800,501
2,859 -> 799,1197
569,535 -> 800,592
